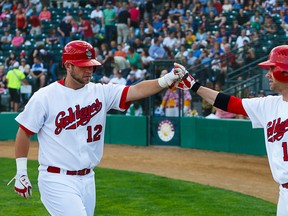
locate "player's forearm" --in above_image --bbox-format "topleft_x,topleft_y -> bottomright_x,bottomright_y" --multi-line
196,86 -> 219,105
126,80 -> 163,101
15,128 -> 31,158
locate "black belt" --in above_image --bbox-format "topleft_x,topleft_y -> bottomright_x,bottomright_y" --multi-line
282,183 -> 288,188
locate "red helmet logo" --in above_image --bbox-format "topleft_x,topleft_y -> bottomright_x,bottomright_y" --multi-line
62,40 -> 101,67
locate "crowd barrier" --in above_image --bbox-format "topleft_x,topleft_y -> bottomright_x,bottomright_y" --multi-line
0,113 -> 266,156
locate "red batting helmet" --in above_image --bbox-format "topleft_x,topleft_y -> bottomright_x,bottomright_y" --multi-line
258,45 -> 288,82
62,40 -> 101,67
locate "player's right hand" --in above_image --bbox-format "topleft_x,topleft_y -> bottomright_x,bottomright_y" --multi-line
173,63 -> 196,90
8,174 -> 32,199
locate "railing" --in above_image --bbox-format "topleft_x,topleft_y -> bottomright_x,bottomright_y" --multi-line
224,73 -> 263,97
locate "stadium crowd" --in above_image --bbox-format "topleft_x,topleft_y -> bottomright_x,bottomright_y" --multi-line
0,0 -> 287,116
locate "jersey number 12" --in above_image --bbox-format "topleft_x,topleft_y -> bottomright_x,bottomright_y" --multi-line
87,125 -> 103,142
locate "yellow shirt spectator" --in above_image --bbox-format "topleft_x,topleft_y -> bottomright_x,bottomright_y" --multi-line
6,66 -> 26,89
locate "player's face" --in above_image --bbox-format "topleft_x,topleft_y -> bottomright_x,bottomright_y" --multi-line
266,67 -> 288,93
67,64 -> 93,88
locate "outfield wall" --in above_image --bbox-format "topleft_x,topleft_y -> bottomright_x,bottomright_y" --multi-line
0,113 -> 266,155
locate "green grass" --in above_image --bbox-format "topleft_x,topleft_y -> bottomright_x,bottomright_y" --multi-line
0,158 -> 276,216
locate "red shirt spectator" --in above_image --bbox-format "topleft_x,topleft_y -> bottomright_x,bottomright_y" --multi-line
38,6 -> 51,21
15,8 -> 27,31
129,3 -> 140,28
79,16 -> 94,39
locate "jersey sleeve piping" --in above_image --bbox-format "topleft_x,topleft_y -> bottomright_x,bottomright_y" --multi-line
119,86 -> 131,110
19,124 -> 35,136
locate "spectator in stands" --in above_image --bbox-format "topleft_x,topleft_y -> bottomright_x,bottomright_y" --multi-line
57,15 -> 72,47
19,58 -> 30,76
46,28 -> 60,46
262,15 -> 277,36
90,18 -> 101,38
6,61 -> 29,112
243,39 -> 255,66
230,19 -> 241,42
175,31 -> 186,49
233,0 -> 242,10
163,30 -> 178,51
131,37 -> 145,54
185,28 -> 196,46
29,56 -> 46,89
236,8 -> 250,27
15,7 -> 27,33
152,15 -> 163,33
186,48 -> 197,66
244,0 -> 255,11
0,65 -> 7,91
129,2 -> 141,28
38,6 -> 51,22
140,48 -> 154,72
39,49 -> 58,83
117,2 -> 131,44
29,8 -> 42,36
108,67 -> 126,85
126,71 -> 139,86
222,0 -> 233,13
175,44 -> 188,65
234,29 -> 250,50
207,11 -> 217,31
126,46 -> 143,70
214,12 -> 227,27
1,30 -> 12,49
2,13 -> 12,32
11,29 -> 24,47
1,0 -> 12,13
196,26 -> 207,42
126,101 -> 143,116
130,62 -> 146,80
220,43 -> 236,81
4,51 -> 17,72
78,16 -> 94,45
204,1 -> 218,15
90,4 -> 103,25
249,10 -> 264,26
63,0 -> 73,8
102,1 -> 117,45
30,0 -> 42,15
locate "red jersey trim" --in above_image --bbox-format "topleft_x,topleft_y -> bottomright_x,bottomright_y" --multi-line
227,96 -> 248,117
19,124 -> 35,136
120,86 -> 131,110
58,79 -> 65,86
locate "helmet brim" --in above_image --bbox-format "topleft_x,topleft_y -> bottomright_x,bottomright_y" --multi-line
68,59 -> 101,67
258,60 -> 276,68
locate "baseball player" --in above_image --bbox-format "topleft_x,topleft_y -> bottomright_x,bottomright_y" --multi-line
8,40 -> 188,216
173,45 -> 288,216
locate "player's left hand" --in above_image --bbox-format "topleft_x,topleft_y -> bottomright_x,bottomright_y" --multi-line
172,63 -> 196,90
7,174 -> 32,199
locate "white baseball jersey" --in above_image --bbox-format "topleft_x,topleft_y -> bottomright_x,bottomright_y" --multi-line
242,95 -> 288,184
16,81 -> 130,171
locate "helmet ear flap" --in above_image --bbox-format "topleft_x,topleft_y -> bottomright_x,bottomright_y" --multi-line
273,66 -> 288,82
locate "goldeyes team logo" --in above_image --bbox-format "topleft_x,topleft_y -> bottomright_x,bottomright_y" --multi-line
54,99 -> 102,135
267,117 -> 288,142
158,120 -> 175,142
86,50 -> 92,59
